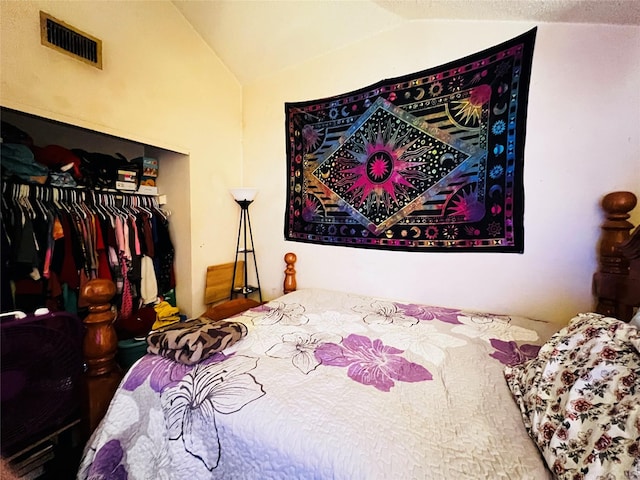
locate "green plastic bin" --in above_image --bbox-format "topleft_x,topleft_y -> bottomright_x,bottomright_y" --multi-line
117,338 -> 148,371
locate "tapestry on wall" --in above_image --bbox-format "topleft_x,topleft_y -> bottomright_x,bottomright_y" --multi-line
284,28 -> 536,252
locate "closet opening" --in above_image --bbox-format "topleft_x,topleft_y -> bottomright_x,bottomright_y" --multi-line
1,106 -> 191,323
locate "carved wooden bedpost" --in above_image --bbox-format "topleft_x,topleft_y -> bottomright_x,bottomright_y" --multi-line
80,278 -> 123,437
284,252 -> 297,294
593,191 -> 637,321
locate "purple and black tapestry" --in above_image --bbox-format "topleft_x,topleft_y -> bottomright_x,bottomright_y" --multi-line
284,28 -> 536,252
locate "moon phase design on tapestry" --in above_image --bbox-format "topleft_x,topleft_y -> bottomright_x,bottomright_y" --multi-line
284,28 -> 536,252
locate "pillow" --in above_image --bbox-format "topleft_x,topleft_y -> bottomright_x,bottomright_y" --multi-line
504,313 -> 640,479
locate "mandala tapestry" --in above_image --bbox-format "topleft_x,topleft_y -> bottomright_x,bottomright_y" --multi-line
284,28 -> 536,252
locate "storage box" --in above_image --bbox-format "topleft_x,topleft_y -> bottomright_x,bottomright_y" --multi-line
117,338 -> 148,371
137,157 -> 158,194
140,157 -> 158,185
142,157 -> 158,178
116,169 -> 138,191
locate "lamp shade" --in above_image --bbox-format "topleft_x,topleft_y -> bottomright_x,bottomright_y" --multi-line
230,188 -> 258,202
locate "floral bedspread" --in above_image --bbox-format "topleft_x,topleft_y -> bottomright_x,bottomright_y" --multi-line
505,313 -> 640,479
77,288 -> 557,480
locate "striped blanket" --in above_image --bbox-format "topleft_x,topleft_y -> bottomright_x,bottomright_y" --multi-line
146,316 -> 247,365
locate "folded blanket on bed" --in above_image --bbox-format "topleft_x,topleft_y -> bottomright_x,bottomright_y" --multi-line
146,316 -> 247,365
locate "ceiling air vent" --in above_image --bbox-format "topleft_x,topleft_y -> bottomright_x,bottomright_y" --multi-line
40,11 -> 102,69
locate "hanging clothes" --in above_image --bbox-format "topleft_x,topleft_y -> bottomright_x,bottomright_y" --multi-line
153,213 -> 175,295
0,183 -> 175,323
140,255 -> 158,305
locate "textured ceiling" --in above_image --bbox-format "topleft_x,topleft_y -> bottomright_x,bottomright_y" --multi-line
172,0 -> 640,85
375,0 -> 640,23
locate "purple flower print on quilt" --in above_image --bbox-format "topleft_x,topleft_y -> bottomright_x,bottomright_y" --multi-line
395,303 -> 464,324
123,352 -> 230,393
86,439 -> 127,480
489,338 -> 540,366
314,334 -> 432,392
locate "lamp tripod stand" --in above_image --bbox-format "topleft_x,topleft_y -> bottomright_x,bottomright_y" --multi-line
230,190 -> 262,302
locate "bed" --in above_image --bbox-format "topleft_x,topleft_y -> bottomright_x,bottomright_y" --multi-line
76,191 -> 640,479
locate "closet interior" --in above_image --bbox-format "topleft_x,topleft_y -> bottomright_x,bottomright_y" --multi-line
1,106 -> 188,478
1,108 -> 180,333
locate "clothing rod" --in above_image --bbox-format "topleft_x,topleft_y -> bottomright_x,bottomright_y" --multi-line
1,181 -> 158,198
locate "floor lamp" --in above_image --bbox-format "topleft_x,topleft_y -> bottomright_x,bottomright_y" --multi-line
229,188 -> 262,302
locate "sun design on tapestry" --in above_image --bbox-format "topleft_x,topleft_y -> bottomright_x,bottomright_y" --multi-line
450,84 -> 492,127
313,98 -> 469,234
445,185 -> 485,222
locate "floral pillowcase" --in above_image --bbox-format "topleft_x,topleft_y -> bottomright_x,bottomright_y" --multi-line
504,313 -> 640,480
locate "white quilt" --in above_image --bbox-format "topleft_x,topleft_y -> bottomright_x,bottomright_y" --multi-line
77,288 -> 557,479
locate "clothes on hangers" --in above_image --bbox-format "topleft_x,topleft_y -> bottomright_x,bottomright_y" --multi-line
0,183 -> 175,326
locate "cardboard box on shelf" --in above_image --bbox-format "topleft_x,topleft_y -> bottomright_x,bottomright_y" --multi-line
137,157 -> 158,194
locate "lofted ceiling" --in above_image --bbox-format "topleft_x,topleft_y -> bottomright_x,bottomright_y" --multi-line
172,0 -> 640,85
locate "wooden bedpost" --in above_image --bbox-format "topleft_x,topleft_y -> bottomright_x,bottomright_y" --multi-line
80,278 -> 123,437
284,252 -> 297,294
593,191 -> 637,321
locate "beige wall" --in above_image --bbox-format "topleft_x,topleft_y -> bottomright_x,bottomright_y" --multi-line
2,3 -> 639,324
0,0 -> 243,316
243,21 -> 640,324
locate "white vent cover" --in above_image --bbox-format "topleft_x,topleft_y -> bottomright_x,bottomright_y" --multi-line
40,11 -> 102,69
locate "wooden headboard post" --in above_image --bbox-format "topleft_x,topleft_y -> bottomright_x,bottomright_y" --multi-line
80,278 -> 123,437
284,252 -> 297,294
593,191 -> 638,321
